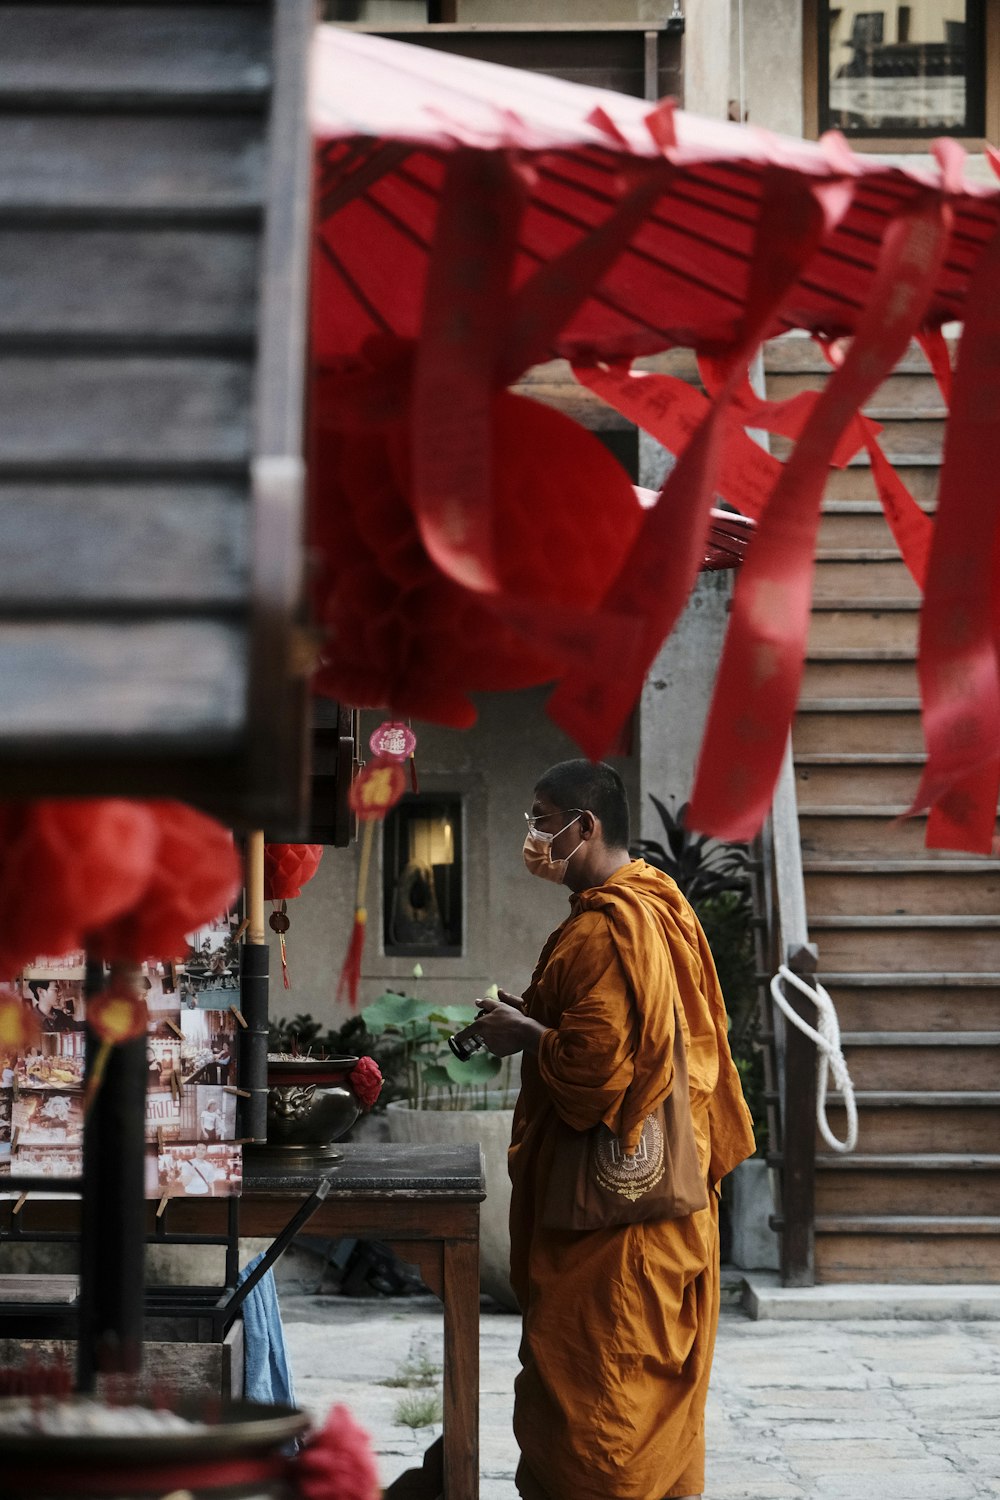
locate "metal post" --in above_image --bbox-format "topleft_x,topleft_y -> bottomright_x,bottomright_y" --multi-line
76,963 -> 146,1391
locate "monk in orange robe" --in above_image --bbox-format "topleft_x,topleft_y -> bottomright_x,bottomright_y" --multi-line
475,760 -> 755,1500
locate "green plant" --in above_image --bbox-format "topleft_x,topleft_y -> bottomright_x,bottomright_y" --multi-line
393,1391 -> 443,1429
361,987 -> 507,1110
379,1346 -> 441,1389
632,795 -> 766,1154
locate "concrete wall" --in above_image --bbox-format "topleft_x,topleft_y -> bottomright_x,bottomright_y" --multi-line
267,689 -> 638,1034
738,0 -> 803,135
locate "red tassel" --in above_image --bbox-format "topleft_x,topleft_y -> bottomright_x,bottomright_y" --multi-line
336,910 -> 367,1009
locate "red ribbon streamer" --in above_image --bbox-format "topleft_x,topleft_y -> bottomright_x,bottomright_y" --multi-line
909,220 -> 1000,852
410,150 -> 526,593
689,194 -> 952,840
547,171 -> 848,761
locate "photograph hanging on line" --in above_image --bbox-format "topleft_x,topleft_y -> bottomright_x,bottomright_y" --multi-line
17,1033 -> 85,1091
1,1143 -> 82,1179
146,1035 -> 180,1094
179,911 -> 240,1010
12,1090 -> 84,1148
142,968 -> 180,1029
185,1084 -> 237,1143
180,1008 -> 236,1088
156,1142 -> 242,1199
22,951 -> 86,981
145,1087 -> 182,1145
23,977 -> 85,1033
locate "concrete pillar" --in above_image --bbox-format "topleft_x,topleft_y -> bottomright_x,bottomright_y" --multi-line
635,431 -> 732,841
681,0 -> 731,119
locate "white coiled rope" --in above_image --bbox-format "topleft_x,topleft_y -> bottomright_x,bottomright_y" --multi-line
769,964 -> 858,1154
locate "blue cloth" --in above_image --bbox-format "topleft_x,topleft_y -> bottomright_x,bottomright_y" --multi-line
237,1252 -> 296,1406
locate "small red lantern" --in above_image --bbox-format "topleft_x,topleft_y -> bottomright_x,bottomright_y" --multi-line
263,844 -> 324,989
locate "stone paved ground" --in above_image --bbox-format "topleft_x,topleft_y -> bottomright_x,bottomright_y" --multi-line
282,1295 -> 1000,1499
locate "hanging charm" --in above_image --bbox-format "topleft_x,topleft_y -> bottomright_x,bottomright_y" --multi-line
337,755 -> 408,1008
269,901 -> 292,989
85,980 -> 149,1118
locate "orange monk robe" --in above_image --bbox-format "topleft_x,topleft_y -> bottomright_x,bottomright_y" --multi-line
508,859 -> 755,1500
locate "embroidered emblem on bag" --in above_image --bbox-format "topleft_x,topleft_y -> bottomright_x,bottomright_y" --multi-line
594,1113 -> 666,1202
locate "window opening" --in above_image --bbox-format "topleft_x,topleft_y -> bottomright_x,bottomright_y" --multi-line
383,794 -> 463,957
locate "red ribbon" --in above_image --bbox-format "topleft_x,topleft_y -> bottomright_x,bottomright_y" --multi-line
909,220 -> 1000,851
547,171 -> 848,761
689,193 -> 952,840
410,150 -> 526,593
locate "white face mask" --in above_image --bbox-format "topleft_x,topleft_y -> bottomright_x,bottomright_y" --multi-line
522,813 -> 583,884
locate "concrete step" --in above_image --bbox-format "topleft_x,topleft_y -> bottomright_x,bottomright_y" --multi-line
742,1274 -> 1000,1318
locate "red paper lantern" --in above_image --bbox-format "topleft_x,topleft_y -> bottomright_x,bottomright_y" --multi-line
87,801 -> 242,963
311,365 -> 643,728
0,800 -> 158,976
263,844 -> 324,901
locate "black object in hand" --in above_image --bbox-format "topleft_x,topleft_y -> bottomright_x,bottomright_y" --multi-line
448,1020 -> 487,1061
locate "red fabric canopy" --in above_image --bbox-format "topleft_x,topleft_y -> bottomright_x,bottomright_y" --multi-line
309,27 -> 1000,853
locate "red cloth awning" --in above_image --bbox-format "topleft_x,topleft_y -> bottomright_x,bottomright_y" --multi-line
309,27 -> 1000,854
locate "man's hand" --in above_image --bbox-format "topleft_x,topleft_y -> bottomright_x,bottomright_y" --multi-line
474,994 -> 546,1057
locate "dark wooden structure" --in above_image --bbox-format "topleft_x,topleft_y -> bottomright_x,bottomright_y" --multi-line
0,0 -> 314,828
6,1145 -> 486,1500
341,18 -> 685,104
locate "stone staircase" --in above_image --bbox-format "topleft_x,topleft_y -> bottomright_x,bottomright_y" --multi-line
0,0 -> 312,824
766,336 -> 1000,1284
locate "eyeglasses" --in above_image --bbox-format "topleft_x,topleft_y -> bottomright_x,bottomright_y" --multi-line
524,808 -> 583,835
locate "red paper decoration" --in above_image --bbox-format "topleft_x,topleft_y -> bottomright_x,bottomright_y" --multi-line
0,800 -> 158,975
296,1404 -> 380,1500
349,1055 -> 383,1112
0,798 -> 241,975
347,757 -> 407,822
311,366 -> 644,729
264,844 -> 324,901
87,802 -> 242,963
88,988 -> 149,1046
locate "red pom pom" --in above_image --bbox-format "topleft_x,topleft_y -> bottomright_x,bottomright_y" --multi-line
264,844 -> 324,901
349,1055 -> 383,1112
0,800 -> 158,975
295,1404 -> 380,1500
88,802 -> 242,963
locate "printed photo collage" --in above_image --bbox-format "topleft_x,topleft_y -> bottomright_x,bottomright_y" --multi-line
0,913 -> 244,1199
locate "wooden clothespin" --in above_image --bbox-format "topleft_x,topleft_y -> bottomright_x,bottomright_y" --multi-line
230,917 -> 250,945
157,1127 -> 165,1153
229,1005 -> 248,1029
170,1070 -> 183,1100
223,1086 -> 251,1099
12,1192 -> 28,1216
165,1018 -> 183,1040
10,1127 -> 19,1155
156,1195 -> 169,1219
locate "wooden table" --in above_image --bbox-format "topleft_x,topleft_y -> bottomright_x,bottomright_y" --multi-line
240,1142 -> 485,1500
